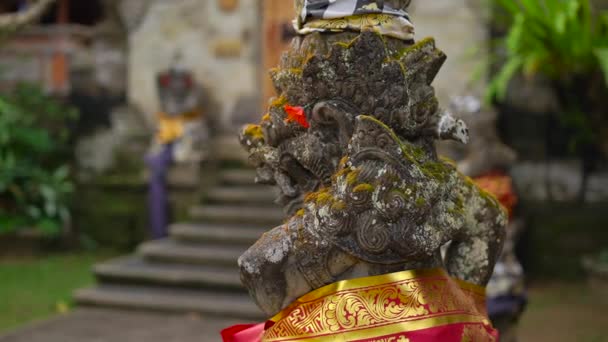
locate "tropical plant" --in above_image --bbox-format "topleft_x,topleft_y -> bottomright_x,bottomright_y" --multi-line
0,83 -> 78,236
489,0 -> 608,98
489,0 -> 608,200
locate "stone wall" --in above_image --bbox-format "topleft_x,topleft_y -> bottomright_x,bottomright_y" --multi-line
128,0 -> 261,131
409,0 -> 487,104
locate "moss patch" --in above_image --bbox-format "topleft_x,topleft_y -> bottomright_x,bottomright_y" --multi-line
415,197 -> 426,208
357,115 -> 454,183
334,35 -> 361,49
353,183 -> 374,193
270,95 -> 288,108
243,124 -> 264,141
331,200 -> 346,211
463,175 -> 504,213
392,37 -> 436,60
346,169 -> 361,185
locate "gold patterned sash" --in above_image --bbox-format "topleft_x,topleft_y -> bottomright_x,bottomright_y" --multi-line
263,268 -> 496,342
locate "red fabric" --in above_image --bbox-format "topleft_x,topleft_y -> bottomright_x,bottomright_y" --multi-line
221,323 -> 265,342
351,323 -> 498,342
474,170 -> 518,219
222,322 -> 498,342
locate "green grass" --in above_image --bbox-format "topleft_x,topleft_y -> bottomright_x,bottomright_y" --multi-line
0,252 -> 114,333
520,282 -> 608,341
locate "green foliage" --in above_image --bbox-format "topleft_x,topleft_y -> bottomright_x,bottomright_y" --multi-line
0,84 -> 78,236
489,0 -> 608,97
488,0 -> 608,150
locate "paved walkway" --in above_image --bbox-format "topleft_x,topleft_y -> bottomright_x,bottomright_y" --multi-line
0,308 -> 245,342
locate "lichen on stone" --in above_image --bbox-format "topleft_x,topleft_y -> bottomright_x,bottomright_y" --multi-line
353,183 -> 374,193
243,124 -> 264,140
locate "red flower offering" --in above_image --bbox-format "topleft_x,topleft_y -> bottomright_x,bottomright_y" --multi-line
284,105 -> 310,129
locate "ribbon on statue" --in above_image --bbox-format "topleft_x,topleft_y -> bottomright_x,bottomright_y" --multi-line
222,268 -> 498,342
221,323 -> 266,342
294,0 -> 415,41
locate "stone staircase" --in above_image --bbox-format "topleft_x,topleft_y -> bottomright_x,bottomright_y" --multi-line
75,166 -> 283,321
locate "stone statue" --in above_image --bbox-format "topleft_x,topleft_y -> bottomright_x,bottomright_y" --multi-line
146,56 -> 208,239
229,1 -> 506,341
153,58 -> 208,163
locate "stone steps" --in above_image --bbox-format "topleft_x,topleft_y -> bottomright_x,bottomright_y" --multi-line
139,239 -> 245,267
213,135 -> 248,163
94,256 -> 244,290
189,205 -> 284,225
219,169 -> 260,186
170,223 -> 266,245
206,186 -> 278,205
75,284 -> 265,319
75,160 -> 282,320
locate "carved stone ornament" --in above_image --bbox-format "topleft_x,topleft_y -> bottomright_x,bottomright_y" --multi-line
238,18 -> 506,317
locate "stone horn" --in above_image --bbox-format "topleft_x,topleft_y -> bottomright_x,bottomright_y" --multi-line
310,100 -> 358,147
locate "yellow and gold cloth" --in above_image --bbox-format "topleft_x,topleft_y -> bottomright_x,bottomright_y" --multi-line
222,268 -> 497,341
262,268 -> 497,341
155,110 -> 202,144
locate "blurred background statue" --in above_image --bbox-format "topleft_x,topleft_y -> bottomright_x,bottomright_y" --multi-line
146,54 -> 209,239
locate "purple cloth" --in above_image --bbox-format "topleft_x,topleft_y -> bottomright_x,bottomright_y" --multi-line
488,294 -> 528,319
145,144 -> 174,239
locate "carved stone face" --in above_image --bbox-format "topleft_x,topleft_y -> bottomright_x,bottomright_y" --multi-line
295,116 -> 445,264
241,100 -> 358,215
157,69 -> 199,116
240,33 -> 468,215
